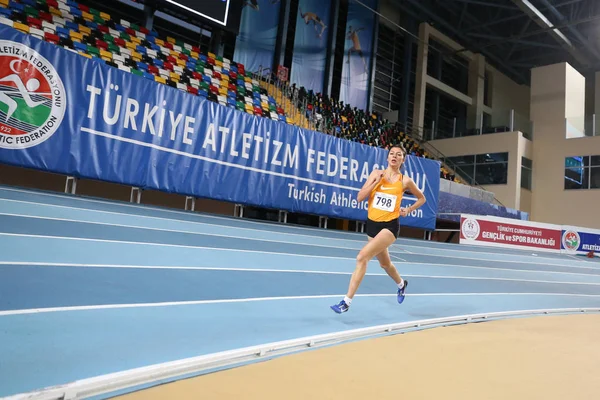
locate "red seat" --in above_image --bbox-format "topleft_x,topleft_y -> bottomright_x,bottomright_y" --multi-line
78,4 -> 90,12
47,0 -> 58,8
163,62 -> 174,71
38,11 -> 52,22
125,27 -> 136,37
166,55 -> 177,64
44,32 -> 59,44
27,16 -> 42,29
148,65 -> 159,75
228,83 -> 237,92
253,106 -> 262,116
164,42 -> 173,50
192,71 -> 202,80
209,85 -> 219,94
212,71 -> 221,80
139,27 -> 150,35
114,38 -> 126,47
192,46 -> 200,53
98,25 -> 109,34
179,53 -> 188,62
229,71 -> 238,80
95,39 -> 108,50
187,86 -> 198,95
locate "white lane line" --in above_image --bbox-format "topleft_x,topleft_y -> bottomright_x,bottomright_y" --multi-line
3,262 -> 600,287
3,234 -> 600,279
0,195 -> 594,268
0,198 -> 368,246
0,232 -> 600,276
0,209 -> 596,271
0,211 -> 367,253
2,292 -> 600,316
0,186 -> 363,238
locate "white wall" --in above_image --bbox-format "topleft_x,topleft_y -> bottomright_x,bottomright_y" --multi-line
529,62 -> 600,228
489,67 -> 531,129
428,131 -> 526,210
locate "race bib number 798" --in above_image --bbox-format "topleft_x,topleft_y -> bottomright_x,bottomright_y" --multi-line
373,192 -> 397,212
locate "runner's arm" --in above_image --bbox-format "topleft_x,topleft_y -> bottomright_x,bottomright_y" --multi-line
357,170 -> 383,203
404,177 -> 426,212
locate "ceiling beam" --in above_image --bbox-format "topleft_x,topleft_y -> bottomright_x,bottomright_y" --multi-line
467,32 -> 563,49
535,0 -> 600,64
401,0 -> 529,84
443,0 -> 519,10
510,0 -> 591,67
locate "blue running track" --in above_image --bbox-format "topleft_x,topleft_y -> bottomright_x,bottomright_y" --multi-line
1,185 -> 600,398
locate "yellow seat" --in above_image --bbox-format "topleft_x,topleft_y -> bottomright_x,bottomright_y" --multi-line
13,22 -> 29,34
131,51 -> 142,62
176,58 -> 186,67
219,87 -> 228,96
78,24 -> 91,36
79,52 -> 92,59
155,38 -> 165,46
130,36 -> 141,45
70,31 -> 83,43
169,72 -> 180,82
100,49 -> 112,61
82,12 -> 93,22
207,52 -> 216,59
155,76 -> 166,85
191,51 -> 199,59
100,12 -> 111,21
0,0 -> 8,6
49,7 -> 62,17
166,36 -> 176,44
126,41 -> 137,51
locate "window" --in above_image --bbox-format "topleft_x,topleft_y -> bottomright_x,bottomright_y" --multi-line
446,152 -> 509,185
521,157 -> 532,190
564,155 -> 600,190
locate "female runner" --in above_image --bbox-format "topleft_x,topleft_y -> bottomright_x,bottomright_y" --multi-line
331,146 -> 426,313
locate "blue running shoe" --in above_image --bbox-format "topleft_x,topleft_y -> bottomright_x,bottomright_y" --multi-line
330,300 -> 349,314
397,279 -> 408,304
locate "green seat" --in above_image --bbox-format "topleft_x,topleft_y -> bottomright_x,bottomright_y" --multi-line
94,15 -> 105,25
108,43 -> 120,54
103,34 -> 114,43
89,8 -> 100,16
131,69 -> 143,77
120,32 -> 131,41
87,45 -> 100,57
131,23 -> 140,31
25,6 -> 38,18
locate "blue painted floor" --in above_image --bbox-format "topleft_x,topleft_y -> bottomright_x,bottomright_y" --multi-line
1,185 -> 600,397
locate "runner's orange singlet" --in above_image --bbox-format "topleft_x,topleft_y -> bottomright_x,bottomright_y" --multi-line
367,174 -> 404,222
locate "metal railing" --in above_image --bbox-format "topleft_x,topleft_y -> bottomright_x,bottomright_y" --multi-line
249,68 -> 505,207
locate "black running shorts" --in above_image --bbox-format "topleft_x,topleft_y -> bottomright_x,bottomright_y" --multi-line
366,218 -> 400,239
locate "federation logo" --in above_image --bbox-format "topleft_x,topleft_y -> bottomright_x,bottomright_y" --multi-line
0,40 -> 66,149
461,217 -> 480,240
562,230 -> 580,252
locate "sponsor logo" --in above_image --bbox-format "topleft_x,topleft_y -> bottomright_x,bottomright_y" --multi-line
562,230 -> 581,252
461,217 -> 480,240
0,40 -> 65,149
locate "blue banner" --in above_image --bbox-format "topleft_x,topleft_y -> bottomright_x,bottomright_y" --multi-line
340,0 -> 377,110
290,0 -> 331,93
0,25 -> 440,230
561,226 -> 600,256
233,0 -> 281,73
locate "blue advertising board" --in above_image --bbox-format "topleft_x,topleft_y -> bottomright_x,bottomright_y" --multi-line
561,226 -> 600,256
0,25 -> 440,230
